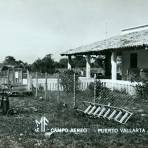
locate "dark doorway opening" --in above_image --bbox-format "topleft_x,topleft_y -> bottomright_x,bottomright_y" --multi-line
130,53 -> 137,68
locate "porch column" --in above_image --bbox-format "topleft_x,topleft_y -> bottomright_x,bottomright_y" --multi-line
111,51 -> 117,80
86,55 -> 91,78
67,55 -> 72,70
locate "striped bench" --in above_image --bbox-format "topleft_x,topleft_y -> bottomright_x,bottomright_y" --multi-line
77,101 -> 133,124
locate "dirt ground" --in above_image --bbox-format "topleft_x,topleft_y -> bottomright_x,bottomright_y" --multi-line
0,93 -> 148,148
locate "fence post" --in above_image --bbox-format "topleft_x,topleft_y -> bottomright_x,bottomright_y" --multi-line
20,70 -> 23,84
35,72 -> 38,98
45,72 -> 48,100
7,69 -> 10,84
30,74 -> 33,91
27,70 -> 32,91
73,73 -> 76,108
57,74 -> 60,103
94,74 -> 96,103
13,68 -> 15,84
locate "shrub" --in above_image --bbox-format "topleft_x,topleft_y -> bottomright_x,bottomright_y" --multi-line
38,84 -> 44,93
88,80 -> 110,97
59,70 -> 80,94
135,80 -> 148,100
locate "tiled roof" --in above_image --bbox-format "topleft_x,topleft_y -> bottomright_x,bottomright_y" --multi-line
61,29 -> 148,55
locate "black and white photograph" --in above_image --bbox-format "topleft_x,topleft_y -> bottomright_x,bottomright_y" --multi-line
0,0 -> 148,147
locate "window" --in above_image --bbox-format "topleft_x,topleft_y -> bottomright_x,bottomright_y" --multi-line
130,53 -> 137,68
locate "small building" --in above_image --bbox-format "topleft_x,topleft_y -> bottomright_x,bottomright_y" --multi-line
0,64 -> 23,85
61,25 -> 148,94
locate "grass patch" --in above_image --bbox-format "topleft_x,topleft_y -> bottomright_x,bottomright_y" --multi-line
0,90 -> 147,147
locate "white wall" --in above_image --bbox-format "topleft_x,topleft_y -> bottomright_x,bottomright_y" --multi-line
122,49 -> 148,80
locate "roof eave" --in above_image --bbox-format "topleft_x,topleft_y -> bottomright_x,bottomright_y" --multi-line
61,44 -> 148,56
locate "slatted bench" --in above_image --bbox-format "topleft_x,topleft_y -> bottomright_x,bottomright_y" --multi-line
77,101 -> 133,124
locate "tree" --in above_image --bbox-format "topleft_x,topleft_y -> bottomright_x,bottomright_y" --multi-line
58,58 -> 68,68
31,58 -> 43,72
42,54 -> 55,73
3,56 -> 16,65
3,56 -> 29,70
31,54 -> 56,74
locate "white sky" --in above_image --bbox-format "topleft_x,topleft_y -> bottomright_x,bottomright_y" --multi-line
0,0 -> 148,63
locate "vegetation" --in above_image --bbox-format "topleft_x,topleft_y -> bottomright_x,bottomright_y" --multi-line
59,70 -> 80,94
88,80 -> 108,97
1,54 -> 147,147
31,54 -> 56,74
72,56 -> 86,68
2,55 -> 68,74
0,90 -> 147,148
2,54 -> 105,75
3,56 -> 29,70
135,80 -> 148,100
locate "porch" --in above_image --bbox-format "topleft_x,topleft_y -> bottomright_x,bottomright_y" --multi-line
79,77 -> 138,95
61,26 -> 148,95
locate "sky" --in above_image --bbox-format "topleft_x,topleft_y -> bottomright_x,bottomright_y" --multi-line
0,0 -> 148,64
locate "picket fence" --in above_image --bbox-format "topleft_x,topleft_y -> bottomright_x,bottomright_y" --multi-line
23,77 -> 138,95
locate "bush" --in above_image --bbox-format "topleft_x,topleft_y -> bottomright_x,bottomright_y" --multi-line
59,70 -> 80,94
38,84 -> 44,93
135,80 -> 148,100
88,80 -> 109,97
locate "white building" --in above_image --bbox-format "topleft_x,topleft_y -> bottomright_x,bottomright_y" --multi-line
61,25 -> 148,94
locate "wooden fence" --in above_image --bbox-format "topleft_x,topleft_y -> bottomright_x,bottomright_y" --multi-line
23,76 -> 139,95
